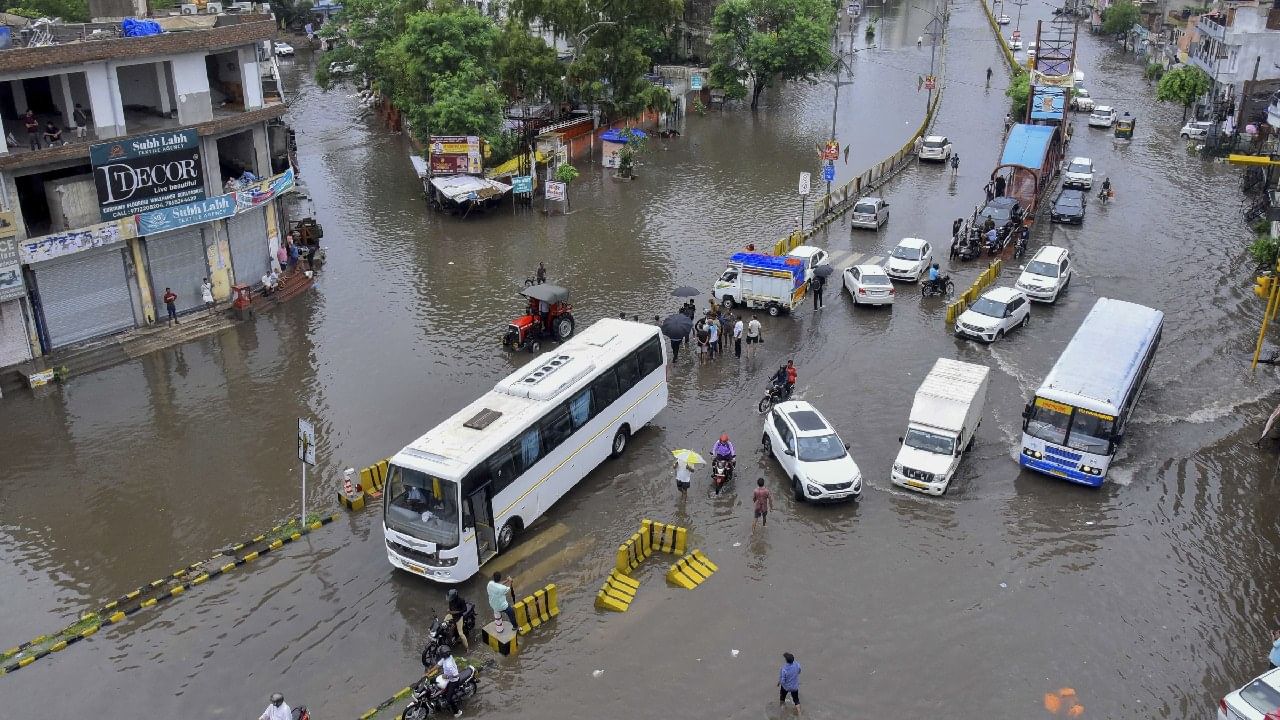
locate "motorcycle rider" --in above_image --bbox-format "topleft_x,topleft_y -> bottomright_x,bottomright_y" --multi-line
434,645 -> 464,717
924,263 -> 942,293
985,226 -> 999,250
771,360 -> 798,397
259,693 -> 291,720
444,589 -> 471,651
712,433 -> 736,491
1100,176 -> 1112,201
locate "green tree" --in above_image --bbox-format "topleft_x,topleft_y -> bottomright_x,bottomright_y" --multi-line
511,0 -> 683,118
709,0 -> 836,110
1006,71 -> 1029,118
494,21 -> 565,104
1156,64 -> 1211,121
267,0 -> 313,30
1101,0 -> 1140,35
554,163 -> 580,183
6,0 -> 88,21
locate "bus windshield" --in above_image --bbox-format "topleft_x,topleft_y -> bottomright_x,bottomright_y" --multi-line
384,465 -> 461,547
1025,397 -> 1071,445
1067,410 -> 1115,454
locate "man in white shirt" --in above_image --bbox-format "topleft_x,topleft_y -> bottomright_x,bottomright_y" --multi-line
259,693 -> 290,720
435,646 -> 464,717
674,459 -> 692,499
732,315 -> 744,358
746,315 -> 762,358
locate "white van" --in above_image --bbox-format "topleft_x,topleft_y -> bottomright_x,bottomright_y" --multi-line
891,359 -> 989,495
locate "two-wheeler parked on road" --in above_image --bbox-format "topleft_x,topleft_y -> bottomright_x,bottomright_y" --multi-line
921,274 -> 955,298
402,663 -> 481,720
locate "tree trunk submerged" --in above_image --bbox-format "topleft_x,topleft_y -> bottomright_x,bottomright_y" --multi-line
751,81 -> 765,110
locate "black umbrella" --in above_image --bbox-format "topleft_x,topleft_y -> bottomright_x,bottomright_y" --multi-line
813,264 -> 835,278
671,286 -> 700,298
660,313 -> 693,340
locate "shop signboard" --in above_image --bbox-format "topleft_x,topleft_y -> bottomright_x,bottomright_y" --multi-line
135,169 -> 296,235
91,129 -> 205,221
429,135 -> 483,175
19,217 -> 137,264
545,181 -> 566,201
0,211 -> 22,301
512,175 -> 533,194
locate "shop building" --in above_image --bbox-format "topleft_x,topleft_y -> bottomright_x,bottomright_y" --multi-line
0,10 -> 292,363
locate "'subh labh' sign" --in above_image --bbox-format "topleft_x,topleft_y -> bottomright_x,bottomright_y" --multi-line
91,129 -> 206,221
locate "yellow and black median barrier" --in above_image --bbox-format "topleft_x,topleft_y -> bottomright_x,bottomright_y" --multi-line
0,513 -> 337,676
596,519 -> 692,612
946,259 -> 1003,326
666,549 -> 719,590
339,458 -> 389,511
478,582 -> 561,656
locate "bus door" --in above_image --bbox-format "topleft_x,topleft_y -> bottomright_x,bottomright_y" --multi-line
467,487 -> 498,565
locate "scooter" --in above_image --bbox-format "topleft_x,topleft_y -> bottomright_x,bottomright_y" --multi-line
711,456 -> 734,495
921,273 -> 954,297
419,605 -> 476,668
402,663 -> 481,720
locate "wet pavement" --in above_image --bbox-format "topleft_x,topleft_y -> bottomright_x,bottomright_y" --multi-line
3,0 -> 1280,717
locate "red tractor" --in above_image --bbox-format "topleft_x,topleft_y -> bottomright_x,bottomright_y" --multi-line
502,284 -> 575,353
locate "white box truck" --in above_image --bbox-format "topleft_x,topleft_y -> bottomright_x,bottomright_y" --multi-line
891,358 -> 990,496
712,251 -> 809,316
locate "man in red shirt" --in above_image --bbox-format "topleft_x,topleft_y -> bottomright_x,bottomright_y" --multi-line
752,477 -> 772,529
163,287 -> 179,326
22,110 -> 40,150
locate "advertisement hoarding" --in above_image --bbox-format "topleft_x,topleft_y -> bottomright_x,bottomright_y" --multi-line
429,135 -> 483,175
91,129 -> 205,221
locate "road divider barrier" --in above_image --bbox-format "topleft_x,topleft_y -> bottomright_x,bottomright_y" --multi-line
339,458 -> 389,512
0,513 -> 337,676
946,259 -> 1003,326
597,519 -> 691,612
479,583 -> 560,656
596,569 -> 640,612
666,550 -> 718,589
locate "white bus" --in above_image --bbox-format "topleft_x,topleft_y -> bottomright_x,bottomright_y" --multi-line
383,318 -> 668,583
1019,298 -> 1163,487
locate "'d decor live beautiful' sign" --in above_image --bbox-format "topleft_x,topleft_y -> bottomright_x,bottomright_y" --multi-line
91,129 -> 206,221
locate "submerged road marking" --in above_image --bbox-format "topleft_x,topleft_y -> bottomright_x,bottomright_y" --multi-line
484,523 -> 571,575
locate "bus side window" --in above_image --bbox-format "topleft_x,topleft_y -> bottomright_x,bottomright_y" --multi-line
541,405 -> 573,454
519,428 -> 542,470
637,336 -> 664,377
488,444 -> 520,495
591,373 -> 620,416
569,390 -> 592,430
615,353 -> 640,393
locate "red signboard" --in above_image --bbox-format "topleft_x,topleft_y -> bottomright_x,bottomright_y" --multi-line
925,76 -> 936,90
428,135 -> 482,175
818,140 -> 840,160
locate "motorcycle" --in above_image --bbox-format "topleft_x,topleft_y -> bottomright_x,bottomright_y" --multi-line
1012,233 -> 1028,260
954,237 -> 982,261
985,229 -> 1009,256
758,381 -> 792,414
921,273 -> 954,298
292,708 -> 310,720
711,456 -> 735,495
402,663 -> 481,720
419,605 -> 476,668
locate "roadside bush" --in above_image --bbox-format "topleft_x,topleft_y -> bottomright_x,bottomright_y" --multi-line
1248,234 -> 1280,269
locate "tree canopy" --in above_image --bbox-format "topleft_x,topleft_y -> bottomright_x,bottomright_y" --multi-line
5,0 -> 88,21
1155,64 -> 1211,120
1101,0 -> 1140,35
1006,71 -> 1029,118
709,0 -> 836,110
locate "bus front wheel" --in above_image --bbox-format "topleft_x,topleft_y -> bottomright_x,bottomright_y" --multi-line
498,521 -> 519,552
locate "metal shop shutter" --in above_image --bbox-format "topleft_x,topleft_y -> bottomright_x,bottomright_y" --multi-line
35,248 -> 135,347
146,228 -> 208,314
0,299 -> 32,366
226,207 -> 269,286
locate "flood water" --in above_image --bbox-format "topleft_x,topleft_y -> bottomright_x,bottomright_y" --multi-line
2,1 -> 1279,717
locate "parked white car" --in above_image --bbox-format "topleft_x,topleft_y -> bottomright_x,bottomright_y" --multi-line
1070,88 -> 1094,111
843,264 -> 895,306
1009,37 -> 1023,50
786,245 -> 830,282
997,13 -> 1011,24
329,61 -> 357,75
1015,245 -> 1073,303
918,135 -> 953,162
762,401 -> 863,502
885,237 -> 933,282
1181,120 -> 1214,139
954,286 -> 1031,342
849,196 -> 889,229
1062,156 -> 1094,189
273,41 -> 295,56
1088,106 -> 1117,127
1217,666 -> 1280,720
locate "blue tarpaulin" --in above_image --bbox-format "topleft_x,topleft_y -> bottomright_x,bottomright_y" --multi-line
1000,124 -> 1056,169
729,252 -> 806,288
600,128 -> 648,144
121,18 -> 162,37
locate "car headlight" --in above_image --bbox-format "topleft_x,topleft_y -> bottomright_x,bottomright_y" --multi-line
806,484 -> 821,495
893,463 -> 903,473
1022,447 -> 1043,459
1080,465 -> 1103,476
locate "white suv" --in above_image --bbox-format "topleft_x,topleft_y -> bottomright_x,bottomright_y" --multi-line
885,238 -> 933,281
1088,106 -> 1116,127
955,286 -> 1030,342
762,401 -> 862,502
1062,156 -> 1093,189
1016,246 -> 1073,303
918,135 -> 953,162
1218,666 -> 1280,720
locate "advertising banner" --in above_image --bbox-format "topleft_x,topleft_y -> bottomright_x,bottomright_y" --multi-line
91,129 -> 205,221
136,169 -> 295,236
18,217 -> 137,264
0,211 -> 22,301
429,135 -> 482,175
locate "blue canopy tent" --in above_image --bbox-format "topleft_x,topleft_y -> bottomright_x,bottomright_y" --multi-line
995,124 -> 1063,212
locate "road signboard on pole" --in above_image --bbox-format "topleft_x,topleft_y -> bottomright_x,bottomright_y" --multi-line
822,163 -> 835,183
691,74 -> 703,90
546,181 -> 566,201
798,172 -> 811,196
297,417 -> 316,529
512,175 -> 533,194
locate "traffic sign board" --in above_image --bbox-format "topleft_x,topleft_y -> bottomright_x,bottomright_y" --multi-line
298,418 -> 316,466
798,172 -> 811,196
822,163 -> 835,183
691,74 -> 703,90
512,175 -> 533,193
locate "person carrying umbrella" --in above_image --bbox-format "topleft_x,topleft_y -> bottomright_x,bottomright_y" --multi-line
671,449 -> 704,500
660,313 -> 693,363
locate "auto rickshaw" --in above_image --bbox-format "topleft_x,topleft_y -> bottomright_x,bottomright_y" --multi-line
1115,112 -> 1135,139
502,284 -> 575,353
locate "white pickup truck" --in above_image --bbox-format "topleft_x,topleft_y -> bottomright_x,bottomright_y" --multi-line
891,358 -> 990,495
712,246 -> 829,316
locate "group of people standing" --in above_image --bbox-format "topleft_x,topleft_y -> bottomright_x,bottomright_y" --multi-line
671,298 -> 763,364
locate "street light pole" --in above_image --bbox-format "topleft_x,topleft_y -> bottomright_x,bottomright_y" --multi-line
825,45 -> 872,196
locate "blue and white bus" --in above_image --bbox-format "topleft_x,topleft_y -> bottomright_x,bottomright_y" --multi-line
382,318 -> 668,583
1019,298 -> 1163,486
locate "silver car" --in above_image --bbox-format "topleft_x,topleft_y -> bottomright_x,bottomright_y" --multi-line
849,197 -> 889,230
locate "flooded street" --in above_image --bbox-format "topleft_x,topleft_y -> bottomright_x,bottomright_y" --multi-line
3,1 -> 1280,717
